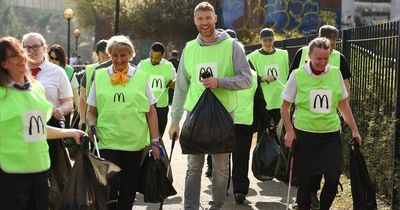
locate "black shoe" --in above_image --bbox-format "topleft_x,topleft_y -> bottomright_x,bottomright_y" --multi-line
310,193 -> 320,210
205,166 -> 212,177
234,193 -> 246,204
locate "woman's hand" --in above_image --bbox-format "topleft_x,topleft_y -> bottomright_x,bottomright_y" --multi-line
352,132 -> 362,146
69,129 -> 86,144
285,130 -> 297,149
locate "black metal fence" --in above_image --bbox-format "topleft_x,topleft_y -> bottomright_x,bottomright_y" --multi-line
245,21 -> 400,209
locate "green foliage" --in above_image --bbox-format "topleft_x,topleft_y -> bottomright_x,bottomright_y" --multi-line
341,49 -> 397,203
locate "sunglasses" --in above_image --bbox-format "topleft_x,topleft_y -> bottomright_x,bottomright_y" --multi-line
49,55 -> 59,61
23,44 -> 43,52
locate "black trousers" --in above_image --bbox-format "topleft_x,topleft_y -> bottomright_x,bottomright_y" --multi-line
100,149 -> 143,210
156,106 -> 169,138
0,169 -> 49,210
232,124 -> 253,194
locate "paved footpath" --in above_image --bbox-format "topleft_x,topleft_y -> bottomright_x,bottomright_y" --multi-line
133,113 -> 297,210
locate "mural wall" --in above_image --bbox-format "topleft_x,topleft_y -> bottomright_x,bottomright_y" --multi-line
220,0 -> 341,44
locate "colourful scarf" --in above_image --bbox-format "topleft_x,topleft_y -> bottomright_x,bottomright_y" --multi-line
111,65 -> 129,85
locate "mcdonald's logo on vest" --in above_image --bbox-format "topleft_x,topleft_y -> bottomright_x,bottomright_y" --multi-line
29,116 -> 45,135
313,94 -> 329,109
199,67 -> 213,81
113,92 -> 125,102
310,90 -> 332,113
152,78 -> 163,89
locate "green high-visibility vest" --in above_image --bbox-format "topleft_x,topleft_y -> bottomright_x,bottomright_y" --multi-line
139,58 -> 174,108
183,38 -> 237,112
0,81 -> 52,173
65,65 -> 75,81
95,69 -> 150,151
85,63 -> 98,97
234,71 -> 258,125
247,48 -> 289,110
300,46 -> 341,68
293,66 -> 342,132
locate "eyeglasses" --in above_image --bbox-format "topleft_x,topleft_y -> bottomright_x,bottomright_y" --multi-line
23,44 -> 43,52
49,55 -> 59,61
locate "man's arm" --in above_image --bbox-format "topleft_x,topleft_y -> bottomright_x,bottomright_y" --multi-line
289,48 -> 303,74
218,40 -> 252,90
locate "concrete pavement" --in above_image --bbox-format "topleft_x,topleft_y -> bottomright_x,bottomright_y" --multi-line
133,112 -> 297,210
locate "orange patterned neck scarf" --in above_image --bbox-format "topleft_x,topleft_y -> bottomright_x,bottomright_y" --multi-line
110,65 -> 129,85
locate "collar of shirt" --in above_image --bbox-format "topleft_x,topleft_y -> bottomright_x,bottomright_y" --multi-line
304,62 -> 329,76
8,77 -> 32,90
107,64 -> 137,77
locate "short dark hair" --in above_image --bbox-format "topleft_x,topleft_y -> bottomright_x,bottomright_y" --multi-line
194,1 -> 215,14
151,42 -> 165,54
95,39 -> 108,54
171,49 -> 179,57
318,25 -> 338,39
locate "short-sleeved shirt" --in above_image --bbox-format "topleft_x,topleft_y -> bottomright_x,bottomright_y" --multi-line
35,59 -> 73,108
87,65 -> 155,107
282,62 -> 348,103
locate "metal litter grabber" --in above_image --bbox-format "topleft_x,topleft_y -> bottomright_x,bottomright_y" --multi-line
155,80 -> 174,103
286,147 -> 294,210
272,75 -> 286,88
90,125 -> 101,158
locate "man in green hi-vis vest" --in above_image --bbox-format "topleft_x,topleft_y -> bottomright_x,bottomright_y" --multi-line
247,28 -> 289,134
289,25 -> 353,210
78,39 -> 110,130
168,2 -> 252,209
138,42 -> 176,137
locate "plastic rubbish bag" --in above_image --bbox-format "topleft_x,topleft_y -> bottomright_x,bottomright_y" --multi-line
252,130 -> 280,181
56,137 -> 121,210
349,139 -> 377,210
138,151 -> 177,203
180,88 -> 235,154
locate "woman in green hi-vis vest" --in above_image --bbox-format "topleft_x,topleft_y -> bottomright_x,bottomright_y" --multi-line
86,35 -> 161,210
0,36 -> 85,210
281,38 -> 362,210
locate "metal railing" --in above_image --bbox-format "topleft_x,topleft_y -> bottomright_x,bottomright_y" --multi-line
245,21 -> 400,209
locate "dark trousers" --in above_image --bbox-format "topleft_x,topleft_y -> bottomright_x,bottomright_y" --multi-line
156,106 -> 169,138
297,171 -> 340,210
0,169 -> 49,210
232,124 -> 253,194
100,149 -> 144,210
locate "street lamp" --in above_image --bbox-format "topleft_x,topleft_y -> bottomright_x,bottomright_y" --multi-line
73,29 -> 80,55
63,8 -> 74,64
115,0 -> 120,35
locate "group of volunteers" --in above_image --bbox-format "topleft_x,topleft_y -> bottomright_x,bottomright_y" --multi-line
0,1 -> 362,210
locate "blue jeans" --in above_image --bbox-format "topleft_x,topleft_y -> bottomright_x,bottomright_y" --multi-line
184,153 -> 230,210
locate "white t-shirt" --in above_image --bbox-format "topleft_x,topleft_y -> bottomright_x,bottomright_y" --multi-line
87,65 -> 155,107
282,62 -> 348,103
35,59 -> 73,108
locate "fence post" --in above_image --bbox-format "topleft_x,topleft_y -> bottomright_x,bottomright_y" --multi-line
392,21 -> 400,210
342,28 -> 350,62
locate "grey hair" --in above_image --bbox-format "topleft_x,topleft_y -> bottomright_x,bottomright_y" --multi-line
22,32 -> 47,48
106,35 -> 136,58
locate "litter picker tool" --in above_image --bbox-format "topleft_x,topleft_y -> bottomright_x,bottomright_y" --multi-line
272,75 -> 286,88
90,125 -> 101,158
286,147 -> 294,210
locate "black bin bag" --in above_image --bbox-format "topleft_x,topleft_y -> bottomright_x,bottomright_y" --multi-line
138,152 -> 177,203
349,139 -> 377,210
180,88 -> 235,154
252,130 -> 280,181
56,137 -> 121,210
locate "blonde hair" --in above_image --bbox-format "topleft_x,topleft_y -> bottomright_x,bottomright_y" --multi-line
106,35 -> 135,59
308,37 -> 330,53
